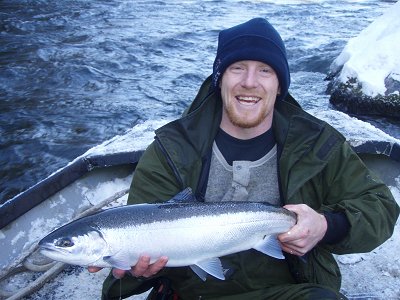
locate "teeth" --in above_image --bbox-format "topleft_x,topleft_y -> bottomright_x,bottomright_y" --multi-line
236,96 -> 260,103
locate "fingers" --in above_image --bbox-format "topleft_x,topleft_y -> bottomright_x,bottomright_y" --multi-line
279,240 -> 308,256
278,226 -> 309,256
278,231 -> 304,256
87,266 -> 103,273
136,255 -> 168,278
112,268 -> 127,279
130,255 -> 151,277
278,204 -> 327,256
278,227 -> 311,251
110,255 -> 169,279
88,266 -> 128,279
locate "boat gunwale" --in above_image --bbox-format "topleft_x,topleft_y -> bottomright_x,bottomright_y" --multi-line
0,150 -> 143,230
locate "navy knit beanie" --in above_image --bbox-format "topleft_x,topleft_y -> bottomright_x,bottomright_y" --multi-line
212,18 -> 290,101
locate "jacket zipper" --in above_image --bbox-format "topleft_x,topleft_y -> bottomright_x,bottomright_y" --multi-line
155,136 -> 185,189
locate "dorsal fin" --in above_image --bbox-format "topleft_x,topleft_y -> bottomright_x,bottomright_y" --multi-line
166,187 -> 197,203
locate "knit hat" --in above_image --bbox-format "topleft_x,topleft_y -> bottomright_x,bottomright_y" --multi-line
212,18 -> 290,101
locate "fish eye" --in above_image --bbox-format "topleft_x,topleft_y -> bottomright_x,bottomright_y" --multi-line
56,238 -> 74,248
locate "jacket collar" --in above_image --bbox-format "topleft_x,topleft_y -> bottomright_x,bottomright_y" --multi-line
273,96 -> 344,201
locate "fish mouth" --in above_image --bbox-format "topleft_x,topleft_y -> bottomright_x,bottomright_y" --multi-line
39,243 -> 66,254
39,244 -> 57,253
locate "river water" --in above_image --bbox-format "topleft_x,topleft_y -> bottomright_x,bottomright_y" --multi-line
0,0 -> 398,204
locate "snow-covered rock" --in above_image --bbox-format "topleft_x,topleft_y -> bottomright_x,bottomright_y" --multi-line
327,1 -> 400,118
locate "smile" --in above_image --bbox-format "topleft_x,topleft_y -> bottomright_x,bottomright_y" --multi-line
236,96 -> 261,105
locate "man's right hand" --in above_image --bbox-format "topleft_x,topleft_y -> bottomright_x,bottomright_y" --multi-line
88,255 -> 169,279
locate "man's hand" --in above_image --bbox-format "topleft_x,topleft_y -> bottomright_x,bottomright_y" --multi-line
278,204 -> 327,256
87,255 -> 168,279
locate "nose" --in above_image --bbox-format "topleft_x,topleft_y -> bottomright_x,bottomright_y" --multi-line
241,69 -> 258,89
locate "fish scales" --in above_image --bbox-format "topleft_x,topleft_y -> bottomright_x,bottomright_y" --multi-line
84,201 -> 293,226
39,200 -> 296,280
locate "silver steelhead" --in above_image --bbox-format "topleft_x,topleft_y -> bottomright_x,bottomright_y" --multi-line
39,193 -> 296,280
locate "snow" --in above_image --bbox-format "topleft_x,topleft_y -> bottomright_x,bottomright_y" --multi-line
24,176 -> 133,247
310,109 -> 400,147
78,177 -> 132,207
83,119 -> 172,158
11,231 -> 26,246
331,1 -> 400,97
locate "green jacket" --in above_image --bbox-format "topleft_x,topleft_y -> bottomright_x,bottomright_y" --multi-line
102,76 -> 399,299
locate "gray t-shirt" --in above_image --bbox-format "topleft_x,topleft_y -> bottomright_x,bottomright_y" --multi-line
205,142 -> 281,205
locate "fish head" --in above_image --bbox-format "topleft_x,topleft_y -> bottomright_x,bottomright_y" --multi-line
38,223 -> 108,266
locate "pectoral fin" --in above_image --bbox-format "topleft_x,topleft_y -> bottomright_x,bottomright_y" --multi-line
190,257 -> 225,281
103,255 -> 132,270
253,235 -> 285,259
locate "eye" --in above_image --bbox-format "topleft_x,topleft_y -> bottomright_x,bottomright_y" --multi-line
229,64 -> 245,73
261,67 -> 272,74
260,66 -> 275,76
56,238 -> 74,248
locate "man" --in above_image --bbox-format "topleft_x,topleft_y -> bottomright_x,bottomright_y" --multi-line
90,18 -> 399,299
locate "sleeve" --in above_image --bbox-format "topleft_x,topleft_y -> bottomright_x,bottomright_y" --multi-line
320,211 -> 350,245
320,142 -> 399,254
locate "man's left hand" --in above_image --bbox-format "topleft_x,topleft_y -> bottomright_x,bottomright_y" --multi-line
278,204 -> 327,256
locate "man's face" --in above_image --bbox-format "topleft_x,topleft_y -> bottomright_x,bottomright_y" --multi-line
220,60 -> 280,133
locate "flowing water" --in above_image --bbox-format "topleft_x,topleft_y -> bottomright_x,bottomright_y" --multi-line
0,0 -> 398,203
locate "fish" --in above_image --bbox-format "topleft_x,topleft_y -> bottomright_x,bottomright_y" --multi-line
38,189 -> 296,281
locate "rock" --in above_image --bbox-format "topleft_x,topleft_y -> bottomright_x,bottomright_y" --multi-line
327,77 -> 400,118
326,1 -> 400,118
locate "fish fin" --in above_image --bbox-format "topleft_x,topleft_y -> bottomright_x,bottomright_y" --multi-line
190,258 -> 225,281
167,187 -> 197,203
253,235 -> 285,259
190,265 -> 208,281
103,255 -> 131,270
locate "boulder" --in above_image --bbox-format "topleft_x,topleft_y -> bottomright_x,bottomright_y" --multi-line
327,1 -> 400,118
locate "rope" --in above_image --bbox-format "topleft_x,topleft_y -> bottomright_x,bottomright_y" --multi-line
23,258 -> 57,273
5,262 -> 66,300
0,188 -> 129,300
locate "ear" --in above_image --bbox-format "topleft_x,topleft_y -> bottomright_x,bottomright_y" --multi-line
277,86 -> 281,95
